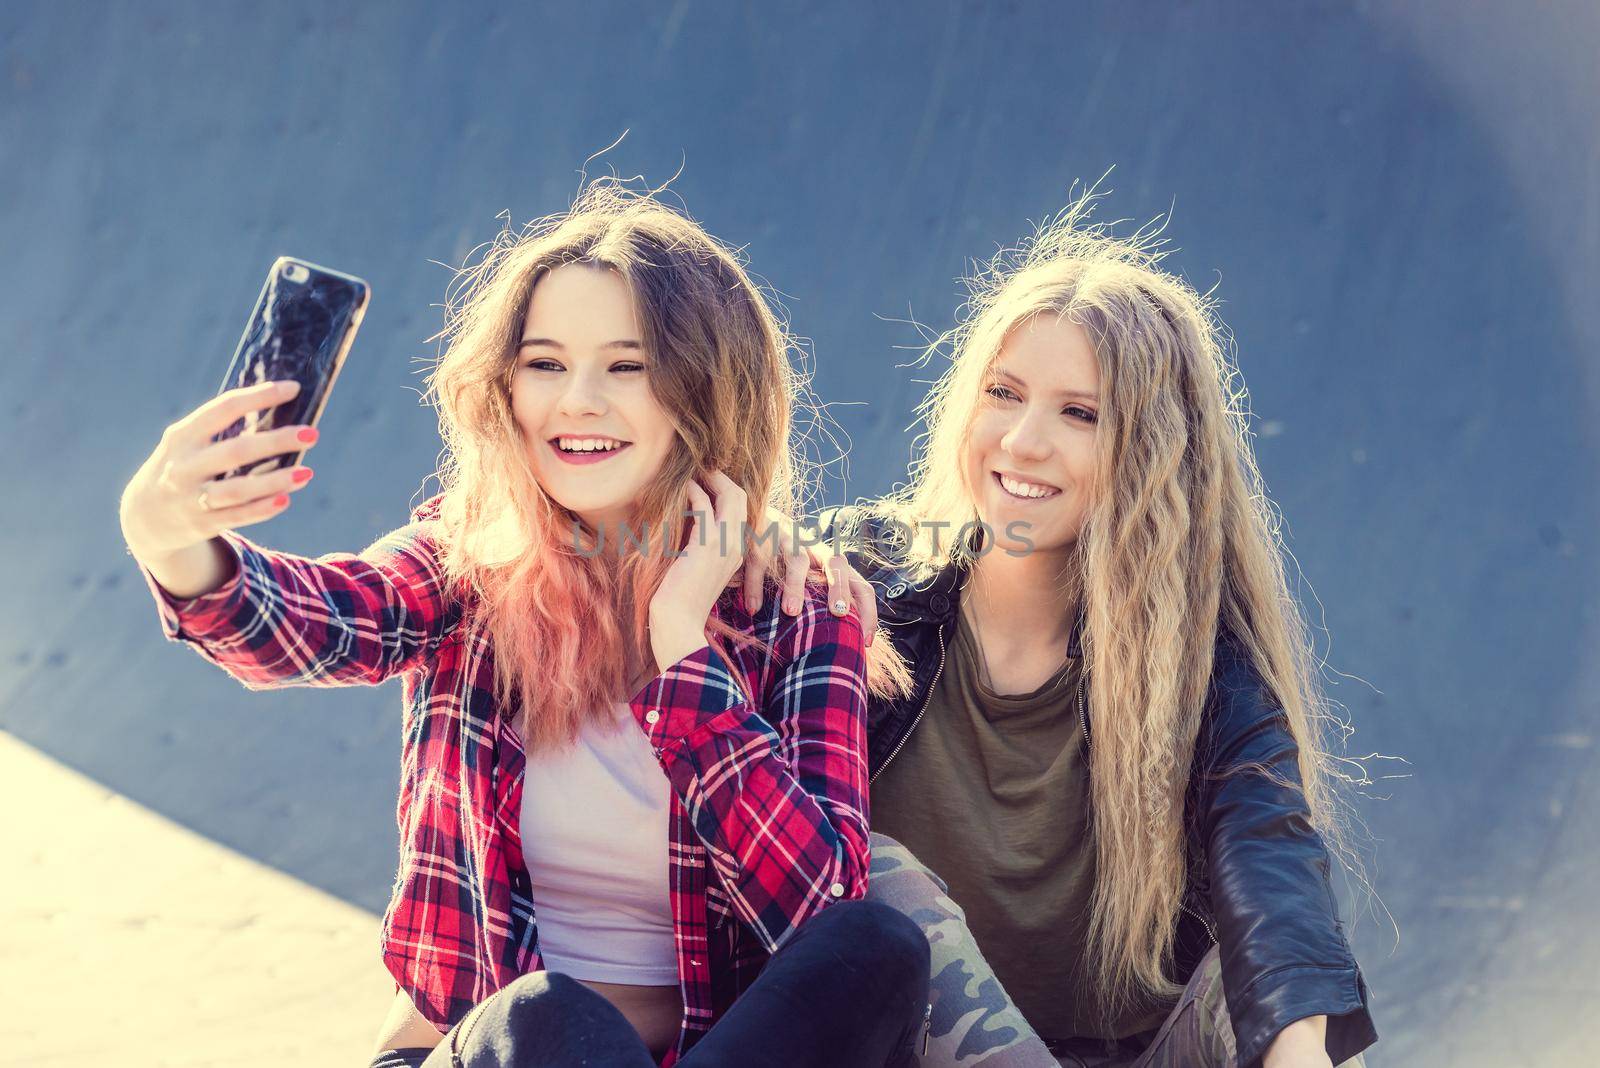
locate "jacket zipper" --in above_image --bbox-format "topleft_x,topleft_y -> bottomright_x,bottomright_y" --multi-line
1179,898 -> 1218,944
871,623 -> 947,785
1076,669 -> 1089,754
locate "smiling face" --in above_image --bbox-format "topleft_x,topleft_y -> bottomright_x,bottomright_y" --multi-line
964,311 -> 1102,555
509,264 -> 679,532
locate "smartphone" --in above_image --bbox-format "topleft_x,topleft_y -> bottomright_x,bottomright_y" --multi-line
213,256 -> 370,477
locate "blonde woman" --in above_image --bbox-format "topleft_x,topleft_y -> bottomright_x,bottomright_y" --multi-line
120,183 -> 927,1067
752,195 -> 1377,1068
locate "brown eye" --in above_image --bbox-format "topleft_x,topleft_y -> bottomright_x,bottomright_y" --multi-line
1064,405 -> 1098,424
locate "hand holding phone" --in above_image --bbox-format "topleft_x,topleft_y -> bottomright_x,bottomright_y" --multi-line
120,256 -> 368,565
119,380 -> 321,565
212,257 -> 369,477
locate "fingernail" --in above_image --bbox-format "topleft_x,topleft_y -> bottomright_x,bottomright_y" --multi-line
785,599 -> 799,615
280,380 -> 300,394
291,467 -> 314,484
272,494 -> 289,507
296,427 -> 319,443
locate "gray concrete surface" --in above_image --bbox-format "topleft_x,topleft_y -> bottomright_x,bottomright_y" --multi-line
3,2 -> 1596,1064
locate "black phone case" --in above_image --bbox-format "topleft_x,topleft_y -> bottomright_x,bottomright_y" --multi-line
213,256 -> 370,477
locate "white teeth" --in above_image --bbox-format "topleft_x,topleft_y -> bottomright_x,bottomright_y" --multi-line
998,473 -> 1060,499
557,437 -> 626,452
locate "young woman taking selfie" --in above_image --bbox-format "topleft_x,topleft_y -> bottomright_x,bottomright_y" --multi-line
119,183 -> 927,1067
754,196 -> 1378,1068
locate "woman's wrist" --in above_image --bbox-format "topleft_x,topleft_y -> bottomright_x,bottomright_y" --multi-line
1262,1015 -> 1330,1068
648,609 -> 709,674
133,536 -> 238,601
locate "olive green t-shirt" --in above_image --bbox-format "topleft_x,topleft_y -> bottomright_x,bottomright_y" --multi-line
870,602 -> 1175,1043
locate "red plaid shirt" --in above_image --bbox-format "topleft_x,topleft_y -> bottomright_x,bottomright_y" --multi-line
137,494 -> 872,1064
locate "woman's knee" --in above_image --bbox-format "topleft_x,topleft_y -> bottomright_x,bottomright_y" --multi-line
446,971 -> 655,1068
473,971 -> 598,1052
500,971 -> 562,1034
817,898 -> 932,991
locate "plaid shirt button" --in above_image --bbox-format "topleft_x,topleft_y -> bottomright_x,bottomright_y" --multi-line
829,882 -> 845,897
645,709 -> 661,724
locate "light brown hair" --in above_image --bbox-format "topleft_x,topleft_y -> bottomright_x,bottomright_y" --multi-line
422,180 -> 909,750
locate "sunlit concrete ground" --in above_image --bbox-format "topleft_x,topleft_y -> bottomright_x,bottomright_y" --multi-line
0,730 -> 394,1067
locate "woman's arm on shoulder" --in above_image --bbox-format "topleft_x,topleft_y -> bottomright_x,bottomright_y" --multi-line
628,592 -> 871,953
136,499 -> 458,690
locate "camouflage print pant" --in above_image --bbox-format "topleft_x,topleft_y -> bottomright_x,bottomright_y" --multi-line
865,833 -> 1365,1068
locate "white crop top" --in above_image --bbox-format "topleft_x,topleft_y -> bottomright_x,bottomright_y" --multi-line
520,702 -> 678,985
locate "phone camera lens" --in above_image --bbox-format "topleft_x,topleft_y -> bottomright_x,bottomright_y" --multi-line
282,263 -> 310,283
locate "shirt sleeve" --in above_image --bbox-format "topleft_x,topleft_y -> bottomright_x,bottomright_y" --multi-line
135,507 -> 457,690
626,595 -> 872,953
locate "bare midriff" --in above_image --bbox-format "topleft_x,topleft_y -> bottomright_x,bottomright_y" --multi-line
373,978 -> 682,1059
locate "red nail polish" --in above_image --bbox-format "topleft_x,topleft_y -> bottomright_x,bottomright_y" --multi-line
297,427 -> 319,443
291,468 -> 314,484
272,494 -> 289,507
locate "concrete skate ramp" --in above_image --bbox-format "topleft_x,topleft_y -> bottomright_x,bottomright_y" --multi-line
3,3 -> 1596,1065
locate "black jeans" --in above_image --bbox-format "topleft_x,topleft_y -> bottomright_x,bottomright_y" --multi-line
368,898 -> 932,1068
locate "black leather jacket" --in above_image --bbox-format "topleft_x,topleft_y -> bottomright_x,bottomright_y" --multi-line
818,507 -> 1377,1068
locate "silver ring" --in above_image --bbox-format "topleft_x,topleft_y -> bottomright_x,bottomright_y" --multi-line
197,489 -> 214,512
832,599 -> 849,615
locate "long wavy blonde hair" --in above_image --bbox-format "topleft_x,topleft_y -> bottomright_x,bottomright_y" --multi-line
866,190 -> 1352,1009
421,180 -> 909,751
